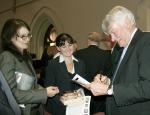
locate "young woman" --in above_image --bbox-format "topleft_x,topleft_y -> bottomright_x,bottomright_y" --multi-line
44,33 -> 86,115
0,18 -> 59,115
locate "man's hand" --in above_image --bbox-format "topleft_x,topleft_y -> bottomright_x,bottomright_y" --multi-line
94,74 -> 110,85
90,82 -> 109,96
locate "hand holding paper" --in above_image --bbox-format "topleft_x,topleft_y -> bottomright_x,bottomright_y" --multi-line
72,74 -> 91,89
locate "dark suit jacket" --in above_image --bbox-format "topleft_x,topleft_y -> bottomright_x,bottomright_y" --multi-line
107,29 -> 150,115
44,56 -> 85,115
75,45 -> 111,82
109,43 -> 123,77
74,45 -> 111,113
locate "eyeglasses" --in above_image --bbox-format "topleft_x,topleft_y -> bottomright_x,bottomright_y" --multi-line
16,33 -> 32,41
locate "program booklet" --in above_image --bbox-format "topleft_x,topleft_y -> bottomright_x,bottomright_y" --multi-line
60,88 -> 91,115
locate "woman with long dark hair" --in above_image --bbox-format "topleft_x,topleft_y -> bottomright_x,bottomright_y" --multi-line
0,18 -> 59,115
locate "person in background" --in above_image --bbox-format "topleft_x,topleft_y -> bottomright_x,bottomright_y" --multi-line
89,6 -> 150,115
38,27 -> 58,87
0,18 -> 59,115
44,33 -> 86,115
74,32 -> 111,115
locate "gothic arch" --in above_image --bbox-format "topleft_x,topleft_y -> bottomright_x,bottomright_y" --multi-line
30,7 -> 63,59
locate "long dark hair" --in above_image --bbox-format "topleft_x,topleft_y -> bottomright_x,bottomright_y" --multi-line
0,18 -> 30,61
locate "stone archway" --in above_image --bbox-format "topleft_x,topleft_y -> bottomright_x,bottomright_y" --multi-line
30,7 -> 63,59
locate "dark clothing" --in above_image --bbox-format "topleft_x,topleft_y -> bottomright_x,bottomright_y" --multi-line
108,43 -> 123,77
0,84 -> 15,115
74,45 -> 111,114
39,46 -> 58,86
75,45 -> 111,81
106,29 -> 150,115
0,71 -> 21,115
44,56 -> 85,115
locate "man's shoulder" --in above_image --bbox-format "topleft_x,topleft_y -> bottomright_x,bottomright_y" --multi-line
77,47 -> 88,52
74,48 -> 88,56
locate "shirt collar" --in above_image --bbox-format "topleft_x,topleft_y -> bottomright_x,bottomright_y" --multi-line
59,54 -> 78,63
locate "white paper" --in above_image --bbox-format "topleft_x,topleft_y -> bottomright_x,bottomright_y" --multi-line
72,74 -> 90,86
66,96 -> 91,115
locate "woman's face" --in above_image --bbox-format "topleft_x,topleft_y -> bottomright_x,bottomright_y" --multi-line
11,26 -> 31,52
57,41 -> 74,57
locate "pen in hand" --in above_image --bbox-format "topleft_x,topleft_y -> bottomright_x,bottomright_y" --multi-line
94,71 -> 103,83
98,71 -> 109,84
99,70 -> 103,81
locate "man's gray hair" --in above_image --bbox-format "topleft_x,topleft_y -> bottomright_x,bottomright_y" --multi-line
102,6 -> 136,34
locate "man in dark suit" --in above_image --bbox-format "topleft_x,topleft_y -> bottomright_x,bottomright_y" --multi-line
74,32 -> 111,115
90,6 -> 150,115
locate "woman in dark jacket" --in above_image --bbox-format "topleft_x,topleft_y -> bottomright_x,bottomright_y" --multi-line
44,33 -> 86,115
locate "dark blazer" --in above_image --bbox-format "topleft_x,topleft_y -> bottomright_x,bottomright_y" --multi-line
44,56 -> 85,115
0,51 -> 47,115
74,45 -> 111,113
75,45 -> 111,82
109,43 -> 123,77
106,29 -> 150,115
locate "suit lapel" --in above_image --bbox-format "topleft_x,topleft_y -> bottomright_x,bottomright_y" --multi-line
115,29 -> 144,81
74,60 -> 79,74
59,61 -> 71,81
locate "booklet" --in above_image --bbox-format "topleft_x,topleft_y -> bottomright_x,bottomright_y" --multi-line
72,74 -> 90,86
60,88 -> 85,106
66,96 -> 91,115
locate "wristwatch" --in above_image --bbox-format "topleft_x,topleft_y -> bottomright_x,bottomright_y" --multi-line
107,85 -> 113,95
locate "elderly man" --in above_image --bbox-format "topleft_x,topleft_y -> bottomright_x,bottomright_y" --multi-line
90,6 -> 150,115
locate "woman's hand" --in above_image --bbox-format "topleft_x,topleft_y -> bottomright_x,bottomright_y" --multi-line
46,86 -> 59,97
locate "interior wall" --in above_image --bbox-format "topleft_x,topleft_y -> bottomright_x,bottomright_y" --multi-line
0,0 -> 149,59
30,7 -> 63,59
